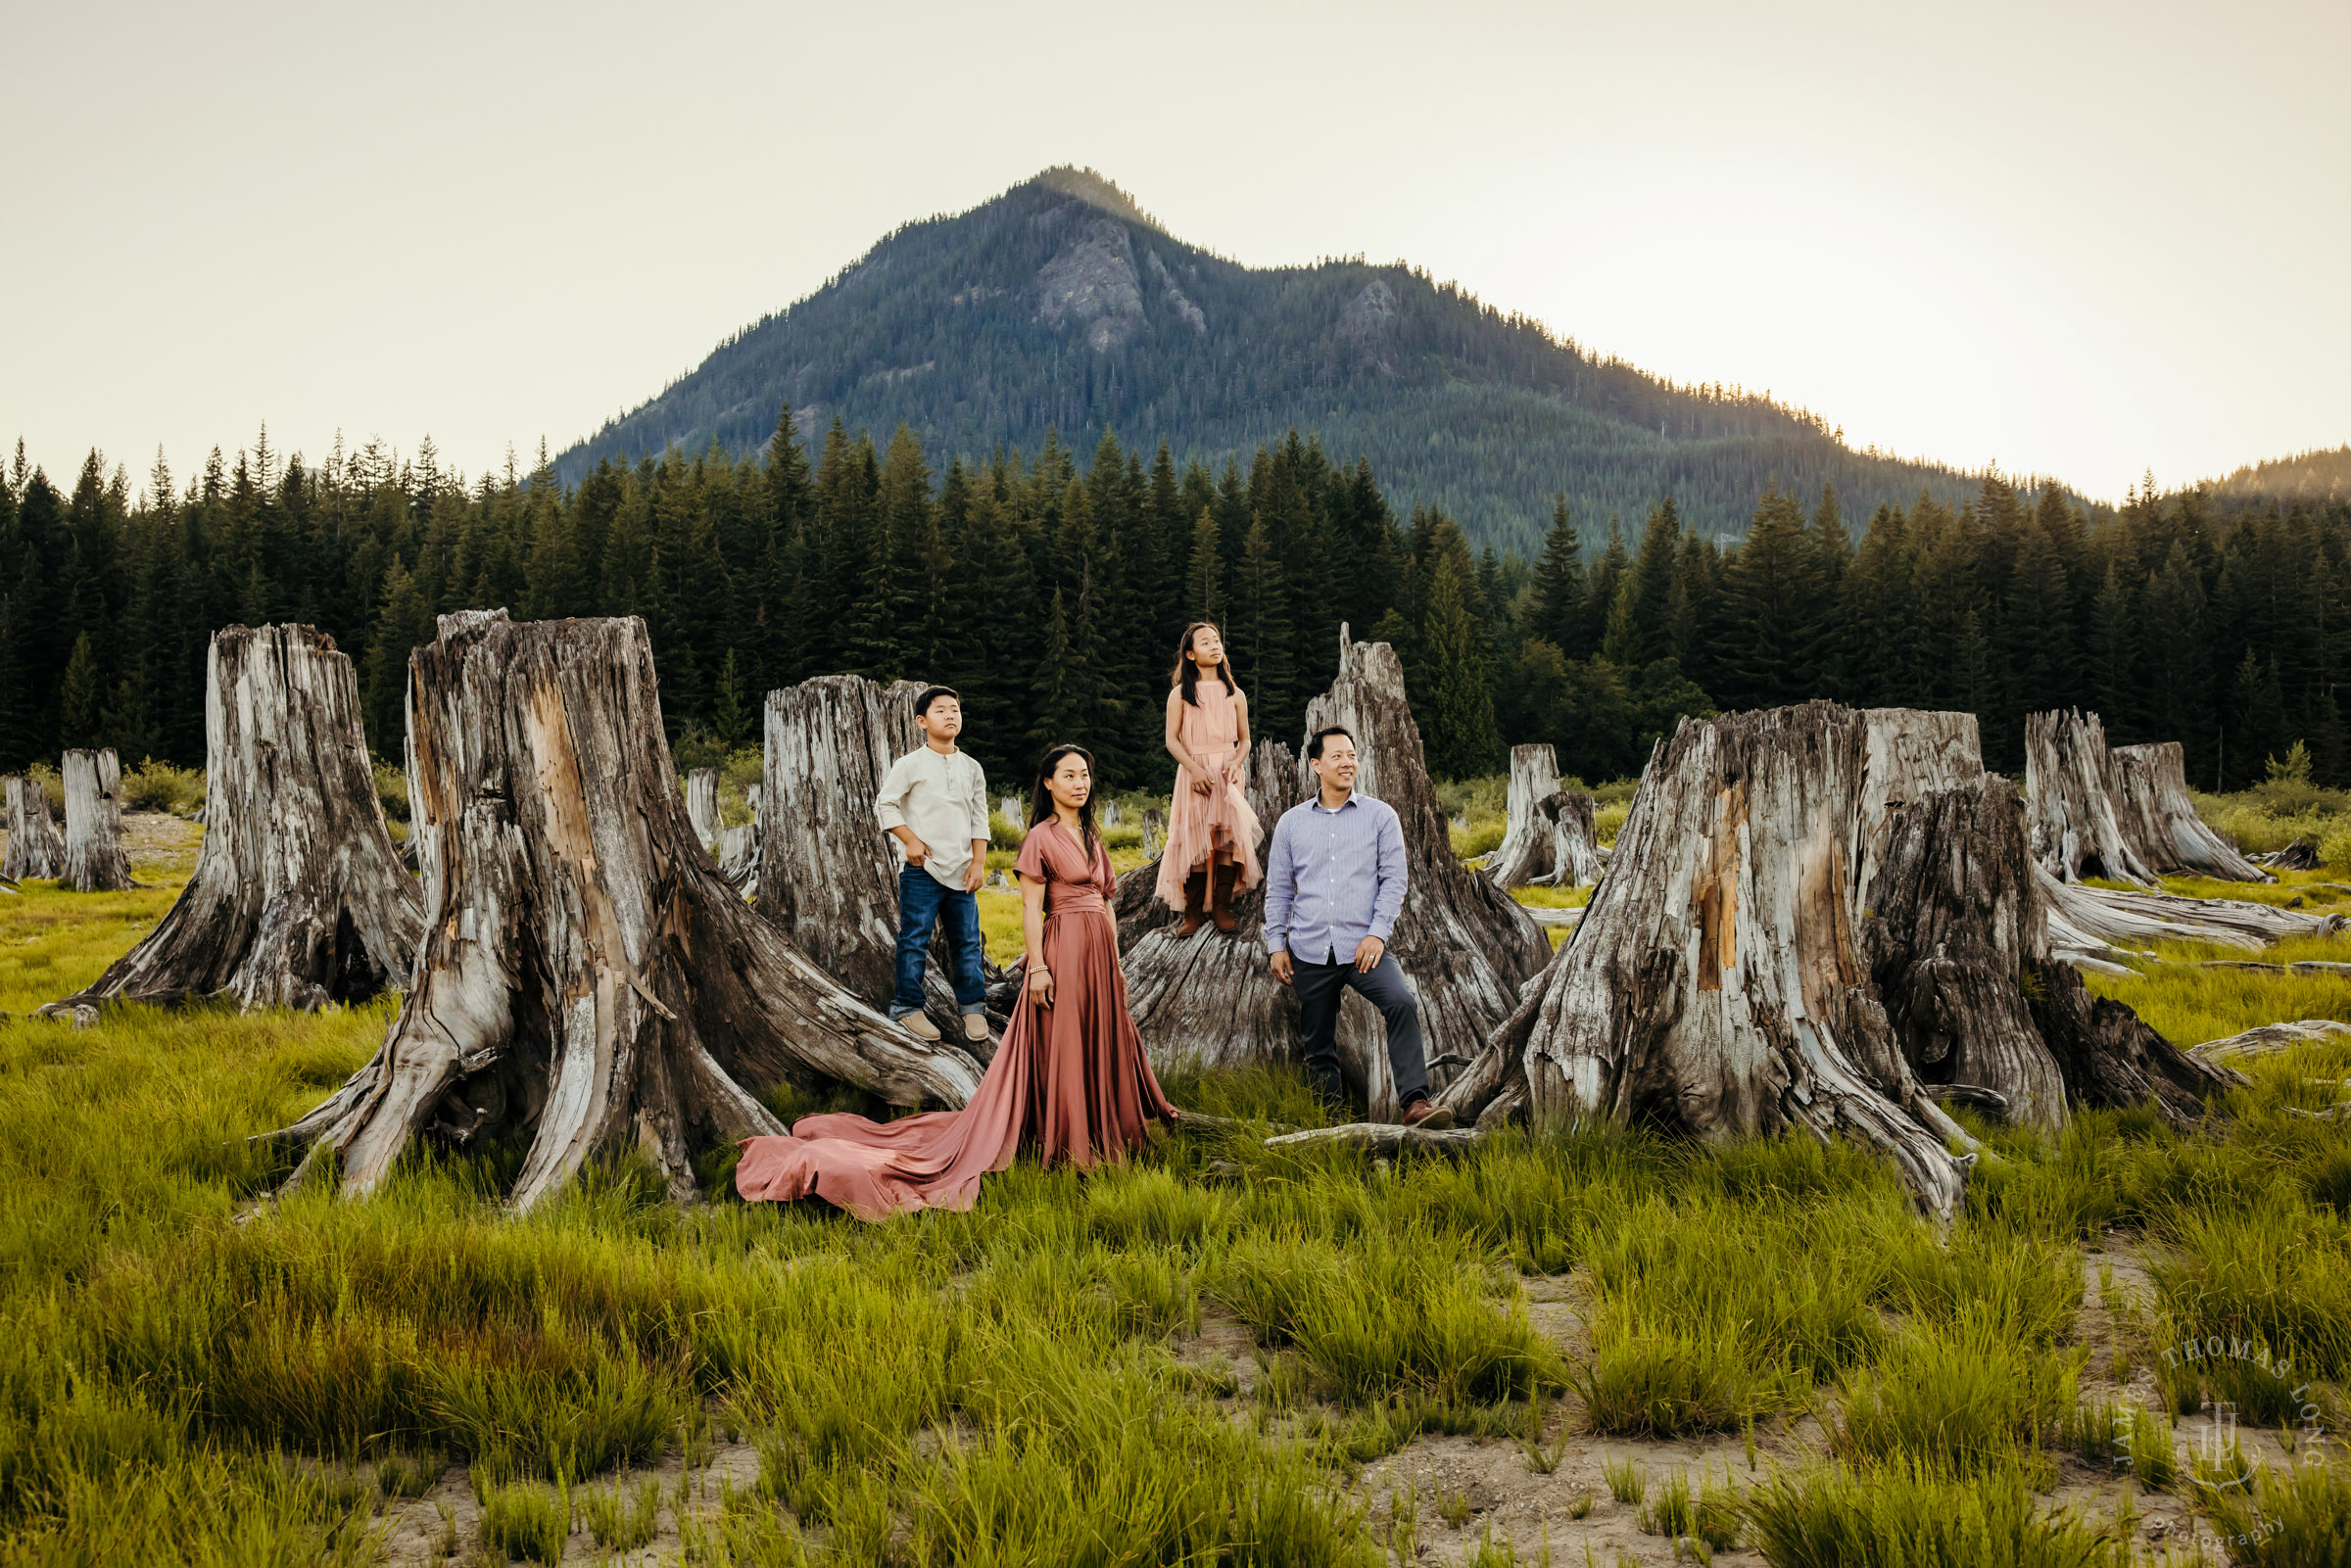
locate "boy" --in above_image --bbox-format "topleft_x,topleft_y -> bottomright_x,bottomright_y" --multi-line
874,687 -> 991,1042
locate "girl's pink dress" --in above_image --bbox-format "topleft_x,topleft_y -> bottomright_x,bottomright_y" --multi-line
1152,678 -> 1264,912
734,822 -> 1179,1220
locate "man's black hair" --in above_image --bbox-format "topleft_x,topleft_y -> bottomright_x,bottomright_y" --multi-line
1307,725 -> 1354,761
914,686 -> 960,720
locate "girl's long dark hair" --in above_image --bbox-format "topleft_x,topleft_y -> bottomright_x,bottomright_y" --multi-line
1028,742 -> 1102,864
1171,622 -> 1240,708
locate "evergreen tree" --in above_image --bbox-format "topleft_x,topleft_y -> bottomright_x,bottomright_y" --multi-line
1528,495 -> 1585,653
1184,508 -> 1223,620
60,632 -> 103,748
1714,487 -> 1822,709
1417,551 -> 1503,778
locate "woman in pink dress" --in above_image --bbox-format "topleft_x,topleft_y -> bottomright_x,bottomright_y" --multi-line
734,743 -> 1181,1220
1153,622 -> 1264,934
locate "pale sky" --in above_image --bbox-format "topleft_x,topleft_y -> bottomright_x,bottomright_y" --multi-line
6,0 -> 2344,505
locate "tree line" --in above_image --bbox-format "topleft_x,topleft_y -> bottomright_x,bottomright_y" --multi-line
3,414 -> 2345,795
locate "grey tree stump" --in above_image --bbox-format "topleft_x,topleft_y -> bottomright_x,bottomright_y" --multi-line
1,775 -> 64,881
39,625 -> 421,1018
1116,630 -> 1549,1119
686,767 -> 722,853
2111,741 -> 2272,882
1438,703 -> 2232,1221
1487,744 -> 1603,889
266,612 -> 983,1211
2024,709 -> 2158,887
755,674 -> 1004,1045
57,749 -> 135,892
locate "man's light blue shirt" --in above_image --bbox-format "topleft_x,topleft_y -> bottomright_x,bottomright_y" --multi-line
1263,791 -> 1408,963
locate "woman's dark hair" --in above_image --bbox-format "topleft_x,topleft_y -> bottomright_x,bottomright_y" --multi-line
1171,622 -> 1240,708
1028,743 -> 1101,863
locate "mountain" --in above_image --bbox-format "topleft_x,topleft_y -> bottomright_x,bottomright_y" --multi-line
2205,445 -> 2351,505
554,166 -> 2017,552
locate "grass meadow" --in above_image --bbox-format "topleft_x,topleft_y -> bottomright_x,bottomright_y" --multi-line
0,817 -> 2345,1564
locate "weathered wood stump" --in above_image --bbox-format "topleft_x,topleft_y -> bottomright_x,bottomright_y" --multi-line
2024,709 -> 2157,886
2,775 -> 64,881
686,767 -> 722,853
38,625 -> 422,1018
57,749 -> 135,892
2111,741 -> 2272,882
1438,703 -> 2233,1220
1117,632 -> 1549,1119
266,612 -> 984,1210
754,674 -> 1003,1042
1488,745 -> 1603,889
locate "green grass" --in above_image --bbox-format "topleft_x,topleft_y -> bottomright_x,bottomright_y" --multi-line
0,827 -> 2346,1561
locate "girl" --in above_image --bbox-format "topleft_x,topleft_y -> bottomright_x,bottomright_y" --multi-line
735,743 -> 1180,1219
1154,623 -> 1265,934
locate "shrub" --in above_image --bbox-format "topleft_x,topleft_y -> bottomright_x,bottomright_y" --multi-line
119,758 -> 204,815
372,761 -> 409,822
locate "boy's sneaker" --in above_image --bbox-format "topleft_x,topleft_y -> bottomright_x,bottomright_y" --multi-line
962,1015 -> 990,1042
897,1013 -> 941,1041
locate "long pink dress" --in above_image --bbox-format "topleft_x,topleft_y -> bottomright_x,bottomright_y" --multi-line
734,822 -> 1180,1220
1152,678 -> 1264,912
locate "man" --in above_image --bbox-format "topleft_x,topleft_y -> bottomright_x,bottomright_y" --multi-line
874,686 -> 991,1042
1263,726 -> 1453,1127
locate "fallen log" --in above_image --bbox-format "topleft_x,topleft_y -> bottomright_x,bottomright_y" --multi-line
37,625 -> 421,1018
57,749 -> 135,892
2190,1020 -> 2351,1063
2024,709 -> 2157,886
265,611 -> 984,1210
2253,837 -> 2322,872
1116,629 -> 1549,1119
2,775 -> 64,881
755,674 -> 1004,1043
2110,740 -> 2272,882
2042,876 -> 2343,950
2194,960 -> 2351,977
1439,703 -> 2232,1221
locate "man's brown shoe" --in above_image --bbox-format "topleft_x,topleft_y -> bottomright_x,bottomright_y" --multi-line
1401,1098 -> 1455,1130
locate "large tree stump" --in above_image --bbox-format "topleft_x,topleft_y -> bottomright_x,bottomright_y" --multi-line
1488,744 -> 1603,890
2024,709 -> 2157,886
1441,703 -> 2232,1220
57,749 -> 135,892
265,612 -> 984,1210
2,776 -> 64,881
754,675 -> 1003,1042
38,625 -> 422,1017
2111,741 -> 2272,882
1116,631 -> 1549,1118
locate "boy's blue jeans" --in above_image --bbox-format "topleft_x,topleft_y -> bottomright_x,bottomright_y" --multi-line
893,866 -> 988,1020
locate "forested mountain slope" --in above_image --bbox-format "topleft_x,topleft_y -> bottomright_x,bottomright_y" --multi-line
554,167 -> 2010,551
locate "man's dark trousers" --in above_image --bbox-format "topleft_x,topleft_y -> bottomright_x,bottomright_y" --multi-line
1292,951 -> 1428,1110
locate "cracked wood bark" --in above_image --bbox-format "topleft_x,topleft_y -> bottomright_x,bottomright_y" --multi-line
2024,709 -> 2158,886
38,624 -> 421,1018
1488,744 -> 1603,889
1444,703 -> 2228,1221
754,674 -> 1004,1044
264,612 -> 984,1211
57,749 -> 135,892
2111,741 -> 2272,882
2,776 -> 64,881
1115,631 -> 1549,1119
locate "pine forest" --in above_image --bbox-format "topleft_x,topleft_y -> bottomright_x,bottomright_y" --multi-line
3,409 -> 2343,794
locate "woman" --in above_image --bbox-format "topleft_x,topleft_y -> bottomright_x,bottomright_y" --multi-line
734,743 -> 1181,1220
1153,622 -> 1264,934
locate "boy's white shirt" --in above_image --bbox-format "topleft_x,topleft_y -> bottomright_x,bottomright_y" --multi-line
874,744 -> 989,888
